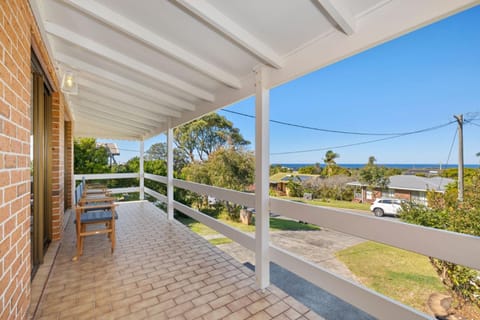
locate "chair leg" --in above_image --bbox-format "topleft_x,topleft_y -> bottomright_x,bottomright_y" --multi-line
111,220 -> 116,253
73,214 -> 82,262
80,224 -> 86,255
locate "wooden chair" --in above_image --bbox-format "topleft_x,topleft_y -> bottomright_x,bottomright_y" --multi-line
73,180 -> 118,261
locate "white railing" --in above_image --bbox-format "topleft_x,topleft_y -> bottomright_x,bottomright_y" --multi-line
81,173 -> 480,320
74,173 -> 140,194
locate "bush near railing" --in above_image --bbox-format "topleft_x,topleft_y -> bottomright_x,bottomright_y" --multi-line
401,181 -> 480,308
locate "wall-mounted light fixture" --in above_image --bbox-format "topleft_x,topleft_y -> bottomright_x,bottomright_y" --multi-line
61,70 -> 78,95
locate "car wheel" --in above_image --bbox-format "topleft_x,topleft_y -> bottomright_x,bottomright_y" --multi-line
373,208 -> 384,217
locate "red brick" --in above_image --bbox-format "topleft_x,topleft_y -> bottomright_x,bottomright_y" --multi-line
0,135 -> 10,152
0,101 -> 9,118
5,154 -> 16,168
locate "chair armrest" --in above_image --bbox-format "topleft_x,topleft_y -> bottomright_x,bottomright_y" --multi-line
76,203 -> 116,211
80,197 -> 115,204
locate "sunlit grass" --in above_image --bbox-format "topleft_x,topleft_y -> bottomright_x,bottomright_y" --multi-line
208,237 -> 233,245
337,241 -> 447,312
278,196 -> 371,211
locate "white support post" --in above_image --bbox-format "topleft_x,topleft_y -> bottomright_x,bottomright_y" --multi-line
139,140 -> 145,200
167,120 -> 174,220
254,65 -> 270,289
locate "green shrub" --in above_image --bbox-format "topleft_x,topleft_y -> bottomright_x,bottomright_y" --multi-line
400,172 -> 480,308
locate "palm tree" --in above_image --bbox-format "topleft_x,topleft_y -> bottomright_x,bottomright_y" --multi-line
323,150 -> 339,177
367,156 -> 376,166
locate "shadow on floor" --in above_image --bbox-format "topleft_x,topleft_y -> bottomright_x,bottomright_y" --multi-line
244,262 -> 376,320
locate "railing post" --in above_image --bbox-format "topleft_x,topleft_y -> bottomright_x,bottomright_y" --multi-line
254,65 -> 270,289
167,120 -> 174,220
139,140 -> 144,200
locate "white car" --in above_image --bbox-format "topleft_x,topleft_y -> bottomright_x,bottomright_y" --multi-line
370,198 -> 404,217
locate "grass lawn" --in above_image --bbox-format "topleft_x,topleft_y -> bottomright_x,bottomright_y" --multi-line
278,196 -> 371,211
176,215 -> 319,236
208,237 -> 233,245
336,241 -> 447,313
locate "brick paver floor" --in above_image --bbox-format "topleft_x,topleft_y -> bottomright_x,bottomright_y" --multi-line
33,201 -> 322,319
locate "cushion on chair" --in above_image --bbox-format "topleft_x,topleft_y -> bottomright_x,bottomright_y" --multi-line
74,210 -> 119,224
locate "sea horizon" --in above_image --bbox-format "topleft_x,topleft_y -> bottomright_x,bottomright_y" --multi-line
275,163 -> 479,170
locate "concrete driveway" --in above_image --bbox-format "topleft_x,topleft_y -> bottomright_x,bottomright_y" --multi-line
216,226 -> 365,282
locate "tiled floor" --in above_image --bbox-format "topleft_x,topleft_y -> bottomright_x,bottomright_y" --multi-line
32,201 -> 321,319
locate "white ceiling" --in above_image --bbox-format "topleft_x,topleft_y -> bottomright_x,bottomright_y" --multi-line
30,0 -> 479,141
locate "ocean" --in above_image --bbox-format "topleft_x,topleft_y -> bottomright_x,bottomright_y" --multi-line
275,163 -> 479,170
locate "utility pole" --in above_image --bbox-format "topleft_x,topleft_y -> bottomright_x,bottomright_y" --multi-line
454,114 -> 464,202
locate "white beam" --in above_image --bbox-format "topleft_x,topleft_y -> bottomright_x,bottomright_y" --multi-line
74,108 -> 151,132
139,141 -> 145,200
167,121 -> 174,220
72,97 -> 165,128
174,0 -> 283,68
75,90 -> 170,122
75,130 -> 140,140
56,52 -> 196,111
75,113 -> 146,135
77,78 -> 182,118
72,102 -> 158,131
316,0 -> 356,36
254,66 -> 270,289
44,22 -> 215,101
62,0 -> 242,89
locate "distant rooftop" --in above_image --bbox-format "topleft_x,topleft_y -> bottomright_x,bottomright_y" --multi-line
97,143 -> 120,156
347,175 -> 455,192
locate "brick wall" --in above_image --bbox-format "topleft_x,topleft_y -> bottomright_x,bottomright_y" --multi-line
0,1 -> 69,319
51,92 -> 65,241
64,121 -> 74,209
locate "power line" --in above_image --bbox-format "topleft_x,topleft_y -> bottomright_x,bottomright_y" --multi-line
221,109 -> 396,135
466,121 -> 480,128
270,120 -> 456,155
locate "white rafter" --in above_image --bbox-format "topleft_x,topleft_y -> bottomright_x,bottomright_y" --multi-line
71,97 -> 165,128
75,128 -> 140,140
61,0 -> 242,89
75,90 -> 171,122
74,112 -> 146,135
174,0 -> 283,68
77,78 -> 182,118
72,101 -> 159,131
44,21 -> 215,101
315,0 -> 356,36
56,53 -> 195,111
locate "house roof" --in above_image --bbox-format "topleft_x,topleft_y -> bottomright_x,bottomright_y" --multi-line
347,175 -> 455,192
270,173 -> 318,183
97,143 -> 120,155
30,0 -> 477,140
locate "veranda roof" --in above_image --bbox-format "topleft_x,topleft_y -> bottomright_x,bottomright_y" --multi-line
31,0 -> 478,140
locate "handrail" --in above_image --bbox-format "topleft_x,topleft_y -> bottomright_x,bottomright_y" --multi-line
144,173 -> 167,184
270,197 -> 480,270
74,173 -> 139,180
144,187 -> 167,202
173,178 -> 255,208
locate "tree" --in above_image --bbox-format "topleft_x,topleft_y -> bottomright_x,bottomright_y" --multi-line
323,150 -> 340,177
74,138 -> 109,174
146,142 -> 189,172
174,113 -> 250,162
358,156 -> 390,190
182,147 -> 254,218
298,163 -> 322,175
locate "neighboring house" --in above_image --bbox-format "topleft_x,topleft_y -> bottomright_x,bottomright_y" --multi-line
270,173 -> 318,196
347,175 -> 454,205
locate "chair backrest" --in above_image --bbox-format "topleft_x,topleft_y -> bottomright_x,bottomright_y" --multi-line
75,180 -> 85,205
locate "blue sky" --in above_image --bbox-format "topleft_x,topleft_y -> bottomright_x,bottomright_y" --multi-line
103,5 -> 480,165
